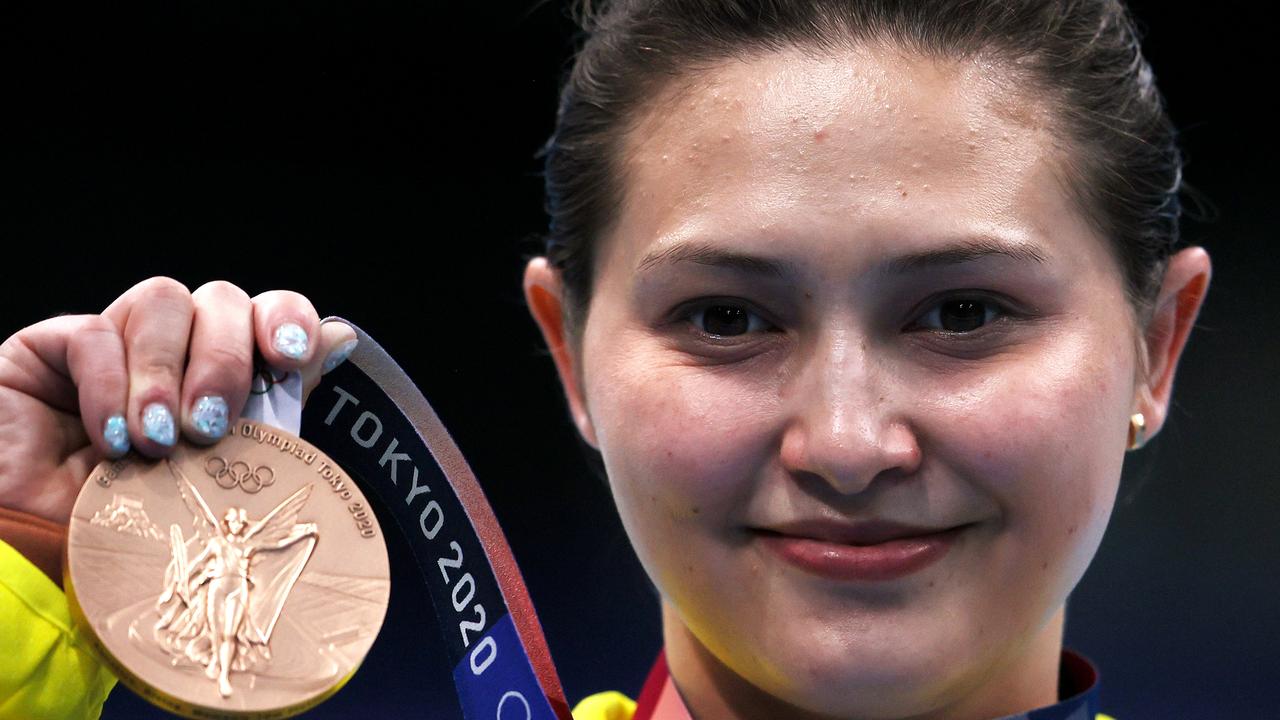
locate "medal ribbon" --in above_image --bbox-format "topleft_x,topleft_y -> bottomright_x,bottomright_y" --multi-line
289,318 -> 571,720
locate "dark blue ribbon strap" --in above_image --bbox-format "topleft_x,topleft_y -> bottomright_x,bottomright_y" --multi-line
302,318 -> 570,720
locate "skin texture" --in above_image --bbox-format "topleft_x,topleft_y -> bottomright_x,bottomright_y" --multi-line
525,44 -> 1211,720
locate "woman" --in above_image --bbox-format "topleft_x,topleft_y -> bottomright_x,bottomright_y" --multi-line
0,1 -> 1210,719
525,2 -> 1209,717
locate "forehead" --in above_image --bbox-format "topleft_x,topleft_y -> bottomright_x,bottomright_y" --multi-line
605,44 -> 1082,276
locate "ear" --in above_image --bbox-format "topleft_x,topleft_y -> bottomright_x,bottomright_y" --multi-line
523,257 -> 599,449
1135,246 -> 1212,441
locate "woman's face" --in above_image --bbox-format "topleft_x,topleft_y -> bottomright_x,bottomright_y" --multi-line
575,46 -> 1138,716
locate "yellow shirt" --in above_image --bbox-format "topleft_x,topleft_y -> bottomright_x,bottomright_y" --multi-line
0,539 -> 115,720
572,691 -> 639,720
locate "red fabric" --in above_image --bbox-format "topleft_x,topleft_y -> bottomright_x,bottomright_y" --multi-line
1059,648 -> 1100,700
0,506 -> 66,587
632,648 -> 671,720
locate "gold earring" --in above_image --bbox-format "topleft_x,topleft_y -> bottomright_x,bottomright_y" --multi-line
1127,412 -> 1147,450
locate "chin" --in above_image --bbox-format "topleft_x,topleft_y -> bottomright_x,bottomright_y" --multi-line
739,613 -> 983,718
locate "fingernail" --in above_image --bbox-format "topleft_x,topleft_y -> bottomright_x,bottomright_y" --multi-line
321,339 -> 358,375
273,322 -> 309,360
191,395 -> 229,439
103,414 -> 130,456
142,403 -> 176,446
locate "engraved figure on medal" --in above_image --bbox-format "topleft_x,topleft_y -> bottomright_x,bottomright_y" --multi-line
153,461 -> 319,697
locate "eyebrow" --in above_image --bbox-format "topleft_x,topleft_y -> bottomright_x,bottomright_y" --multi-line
878,237 -> 1049,275
636,236 -> 1048,279
637,240 -> 795,279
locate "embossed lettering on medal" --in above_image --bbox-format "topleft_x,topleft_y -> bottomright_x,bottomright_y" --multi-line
66,419 -> 391,719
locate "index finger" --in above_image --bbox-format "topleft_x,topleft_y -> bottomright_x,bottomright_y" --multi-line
251,290 -> 322,369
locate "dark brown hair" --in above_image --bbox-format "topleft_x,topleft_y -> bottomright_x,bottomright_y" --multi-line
542,0 -> 1184,336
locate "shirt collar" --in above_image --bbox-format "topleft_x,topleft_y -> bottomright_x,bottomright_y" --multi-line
633,648 -> 1101,720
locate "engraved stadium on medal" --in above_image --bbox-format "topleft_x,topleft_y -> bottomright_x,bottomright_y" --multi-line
65,419 -> 391,719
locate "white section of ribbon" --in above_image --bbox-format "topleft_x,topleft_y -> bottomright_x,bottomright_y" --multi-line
240,368 -> 302,434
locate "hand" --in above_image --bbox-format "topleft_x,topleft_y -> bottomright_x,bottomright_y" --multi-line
0,277 -> 356,526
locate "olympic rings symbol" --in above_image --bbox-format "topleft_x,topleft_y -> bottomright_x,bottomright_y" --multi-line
249,354 -> 289,396
204,457 -> 275,494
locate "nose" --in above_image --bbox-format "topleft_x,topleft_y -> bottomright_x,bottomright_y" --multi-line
778,331 -> 921,496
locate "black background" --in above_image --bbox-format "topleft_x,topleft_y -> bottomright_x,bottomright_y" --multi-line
5,1 -> 1277,717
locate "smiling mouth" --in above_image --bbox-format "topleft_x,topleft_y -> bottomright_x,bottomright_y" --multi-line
752,523 -> 972,582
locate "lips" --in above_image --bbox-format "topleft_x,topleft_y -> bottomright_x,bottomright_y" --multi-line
753,519 -> 969,581
761,519 -> 958,545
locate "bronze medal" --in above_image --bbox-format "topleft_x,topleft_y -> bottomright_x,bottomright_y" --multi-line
65,418 -> 391,719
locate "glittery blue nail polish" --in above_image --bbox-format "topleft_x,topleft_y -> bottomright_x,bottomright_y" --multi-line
191,395 -> 229,439
273,323 -> 309,360
321,338 -> 358,375
103,414 -> 130,455
142,403 -> 176,446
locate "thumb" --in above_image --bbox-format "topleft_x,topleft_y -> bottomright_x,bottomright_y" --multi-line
300,321 -> 359,405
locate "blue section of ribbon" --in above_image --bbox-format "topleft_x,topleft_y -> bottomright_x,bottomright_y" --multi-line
452,613 -> 561,720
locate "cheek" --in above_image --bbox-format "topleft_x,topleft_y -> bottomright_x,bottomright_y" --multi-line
581,335 -> 784,596
587,351 -> 780,525
926,327 -> 1131,584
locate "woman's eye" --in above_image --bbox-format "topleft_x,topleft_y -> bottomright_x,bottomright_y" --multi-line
915,298 -> 1003,333
689,303 -> 771,337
